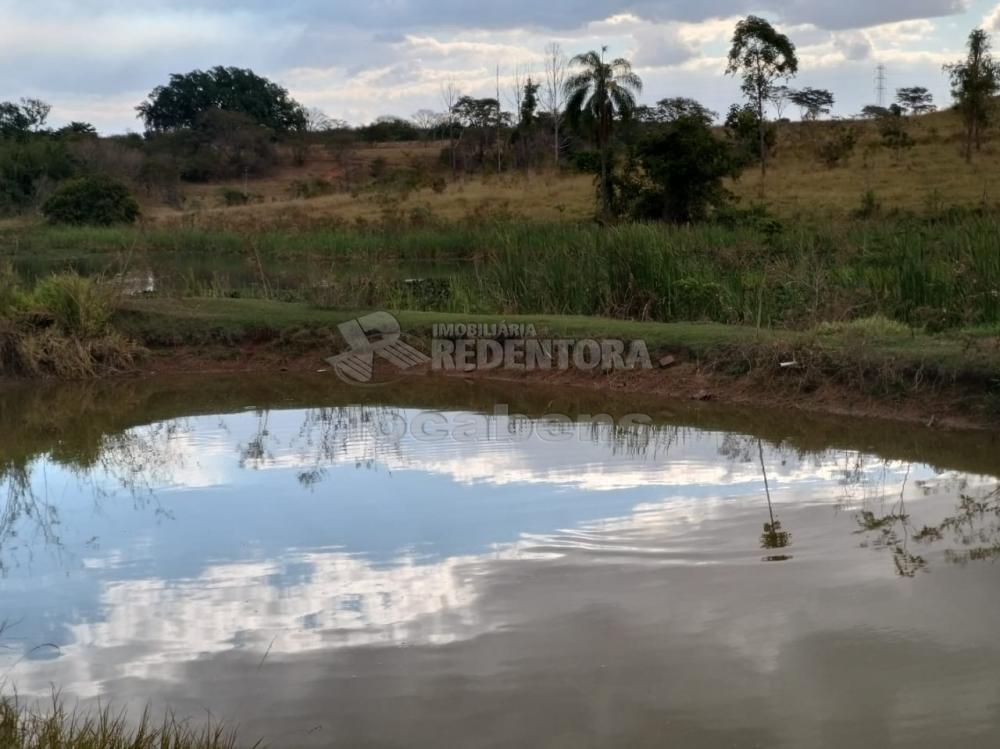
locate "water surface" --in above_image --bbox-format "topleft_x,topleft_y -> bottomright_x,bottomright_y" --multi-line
1,377 -> 999,748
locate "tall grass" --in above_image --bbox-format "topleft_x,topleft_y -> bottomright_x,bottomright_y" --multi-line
0,267 -> 142,376
449,217 -> 1000,328
0,696 -> 247,749
5,215 -> 1000,329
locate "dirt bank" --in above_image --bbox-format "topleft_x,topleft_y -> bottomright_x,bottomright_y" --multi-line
133,342 -> 998,432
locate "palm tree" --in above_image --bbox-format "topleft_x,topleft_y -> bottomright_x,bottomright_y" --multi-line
563,47 -> 642,217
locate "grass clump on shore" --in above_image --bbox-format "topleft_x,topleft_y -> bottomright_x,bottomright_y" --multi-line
0,696 -> 247,749
0,266 -> 142,377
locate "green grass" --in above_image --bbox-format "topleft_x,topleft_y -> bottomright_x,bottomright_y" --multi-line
116,297 -> 1000,383
8,215 -> 1000,330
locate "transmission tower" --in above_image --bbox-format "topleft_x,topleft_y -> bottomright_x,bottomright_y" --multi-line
875,64 -> 887,107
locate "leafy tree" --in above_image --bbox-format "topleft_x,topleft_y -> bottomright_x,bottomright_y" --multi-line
448,97 -> 508,170
627,109 -> 740,222
19,99 -> 51,132
770,85 -> 792,119
724,103 -> 775,165
860,104 -> 891,119
726,16 -> 798,177
945,28 -> 1000,162
895,86 -> 936,116
357,116 -> 420,143
0,138 -> 75,212
519,78 -> 540,127
788,87 -> 834,120
638,97 -> 716,126
0,102 -> 32,140
145,109 -> 277,182
136,66 -> 306,132
41,175 -> 140,225
56,122 -> 98,137
563,47 -> 643,217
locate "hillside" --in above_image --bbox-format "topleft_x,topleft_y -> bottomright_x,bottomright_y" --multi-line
125,108 -> 1000,230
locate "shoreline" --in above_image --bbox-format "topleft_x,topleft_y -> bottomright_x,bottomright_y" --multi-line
6,296 -> 997,432
130,339 -> 997,432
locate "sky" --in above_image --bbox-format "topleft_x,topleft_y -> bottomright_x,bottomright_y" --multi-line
3,0 -> 1000,133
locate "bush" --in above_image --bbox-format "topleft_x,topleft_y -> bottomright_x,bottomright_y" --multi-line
220,187 -> 250,206
724,103 -> 776,164
32,272 -> 118,336
41,175 -> 139,225
290,178 -> 334,199
816,125 -> 857,168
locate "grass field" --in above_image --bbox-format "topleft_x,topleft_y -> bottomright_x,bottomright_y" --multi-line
142,109 -> 1000,227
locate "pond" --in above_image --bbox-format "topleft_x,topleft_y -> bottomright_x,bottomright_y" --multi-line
8,250 -> 465,298
1,376 -> 999,747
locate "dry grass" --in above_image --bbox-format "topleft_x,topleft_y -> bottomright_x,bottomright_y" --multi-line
728,109 -> 1000,216
151,170 -> 596,230
143,109 -> 1000,229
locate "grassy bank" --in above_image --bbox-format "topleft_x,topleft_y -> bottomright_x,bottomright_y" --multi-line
5,215 -> 1000,330
115,297 -> 1000,421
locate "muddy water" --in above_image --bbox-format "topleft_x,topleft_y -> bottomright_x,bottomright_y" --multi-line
1,376 -> 999,748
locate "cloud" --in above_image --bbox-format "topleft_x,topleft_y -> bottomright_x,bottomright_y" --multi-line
632,25 -> 699,68
984,3 -> 1000,30
0,0 -> 979,131
833,32 -> 874,61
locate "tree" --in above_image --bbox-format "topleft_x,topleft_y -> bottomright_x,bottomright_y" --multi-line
450,96 -> 508,170
136,66 -> 306,132
543,43 -> 568,165
56,121 -> 98,137
628,108 -> 740,223
895,86 -> 936,116
788,87 -> 834,120
440,81 -> 460,176
726,16 -> 798,178
0,99 -> 51,139
770,85 -> 792,119
0,102 -> 32,139
564,47 -> 643,217
19,98 -> 51,132
860,104 -> 891,119
724,103 -> 775,165
945,28 -> 1000,162
304,108 -> 336,132
638,97 -> 716,126
411,109 -> 442,133
519,78 -> 540,127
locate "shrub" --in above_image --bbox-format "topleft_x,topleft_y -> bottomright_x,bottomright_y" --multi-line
32,272 -> 118,336
41,175 -> 139,225
290,178 -> 334,199
816,125 -> 857,168
220,187 -> 250,206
